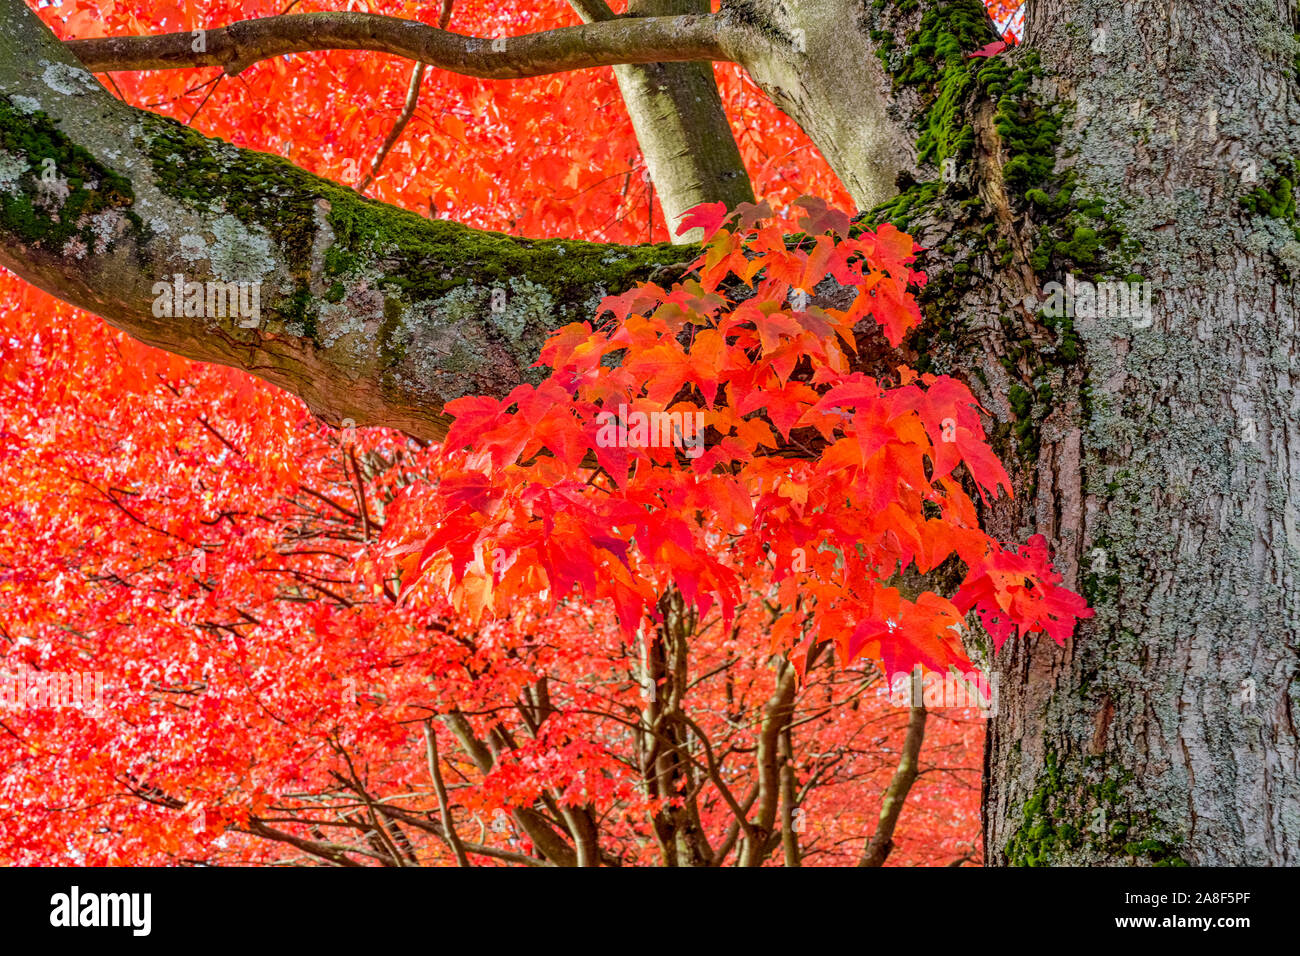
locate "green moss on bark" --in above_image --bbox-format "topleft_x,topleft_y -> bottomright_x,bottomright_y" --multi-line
861,3 -> 1148,469
0,95 -> 139,252
1005,751 -> 1190,866
142,112 -> 693,355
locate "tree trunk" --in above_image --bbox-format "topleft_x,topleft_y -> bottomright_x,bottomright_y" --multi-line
575,0 -> 757,241
978,0 -> 1300,866
834,0 -> 1300,865
729,0 -> 1300,865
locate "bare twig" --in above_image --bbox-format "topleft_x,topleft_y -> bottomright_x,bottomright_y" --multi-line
356,62 -> 425,194
354,0 -> 455,193
423,720 -> 471,867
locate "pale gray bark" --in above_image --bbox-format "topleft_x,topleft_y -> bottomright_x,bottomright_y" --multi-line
599,1 -> 758,241
719,0 -> 916,209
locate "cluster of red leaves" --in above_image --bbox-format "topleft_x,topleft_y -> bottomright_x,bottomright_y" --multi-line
388,200 -> 1091,681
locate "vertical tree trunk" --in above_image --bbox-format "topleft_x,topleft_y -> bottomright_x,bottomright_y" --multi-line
978,0 -> 1300,865
791,0 -> 1300,865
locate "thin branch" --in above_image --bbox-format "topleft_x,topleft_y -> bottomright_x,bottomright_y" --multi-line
423,720 -> 471,867
66,12 -> 742,79
327,757 -> 405,867
344,445 -> 375,538
357,62 -> 425,194
436,0 -> 455,31
244,817 -> 369,866
567,0 -> 617,23
186,72 -> 224,124
375,804 -> 551,866
355,0 -> 455,193
857,671 -> 927,868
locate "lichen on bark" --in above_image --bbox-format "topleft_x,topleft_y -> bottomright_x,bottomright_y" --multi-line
142,111 -> 692,359
0,94 -> 139,253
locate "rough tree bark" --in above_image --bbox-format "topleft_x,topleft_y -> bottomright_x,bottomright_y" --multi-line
2,0 -> 1297,865
979,0 -> 1300,867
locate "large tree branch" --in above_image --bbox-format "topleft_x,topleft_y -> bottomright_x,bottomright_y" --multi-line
64,11 -> 747,79
707,0 -> 923,210
1,0 -> 986,448
0,0 -> 695,441
67,5 -> 757,241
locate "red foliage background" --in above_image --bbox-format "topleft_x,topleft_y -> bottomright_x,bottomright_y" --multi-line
0,0 -> 1027,865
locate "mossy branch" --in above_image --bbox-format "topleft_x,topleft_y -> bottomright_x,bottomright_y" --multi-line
0,0 -> 696,442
